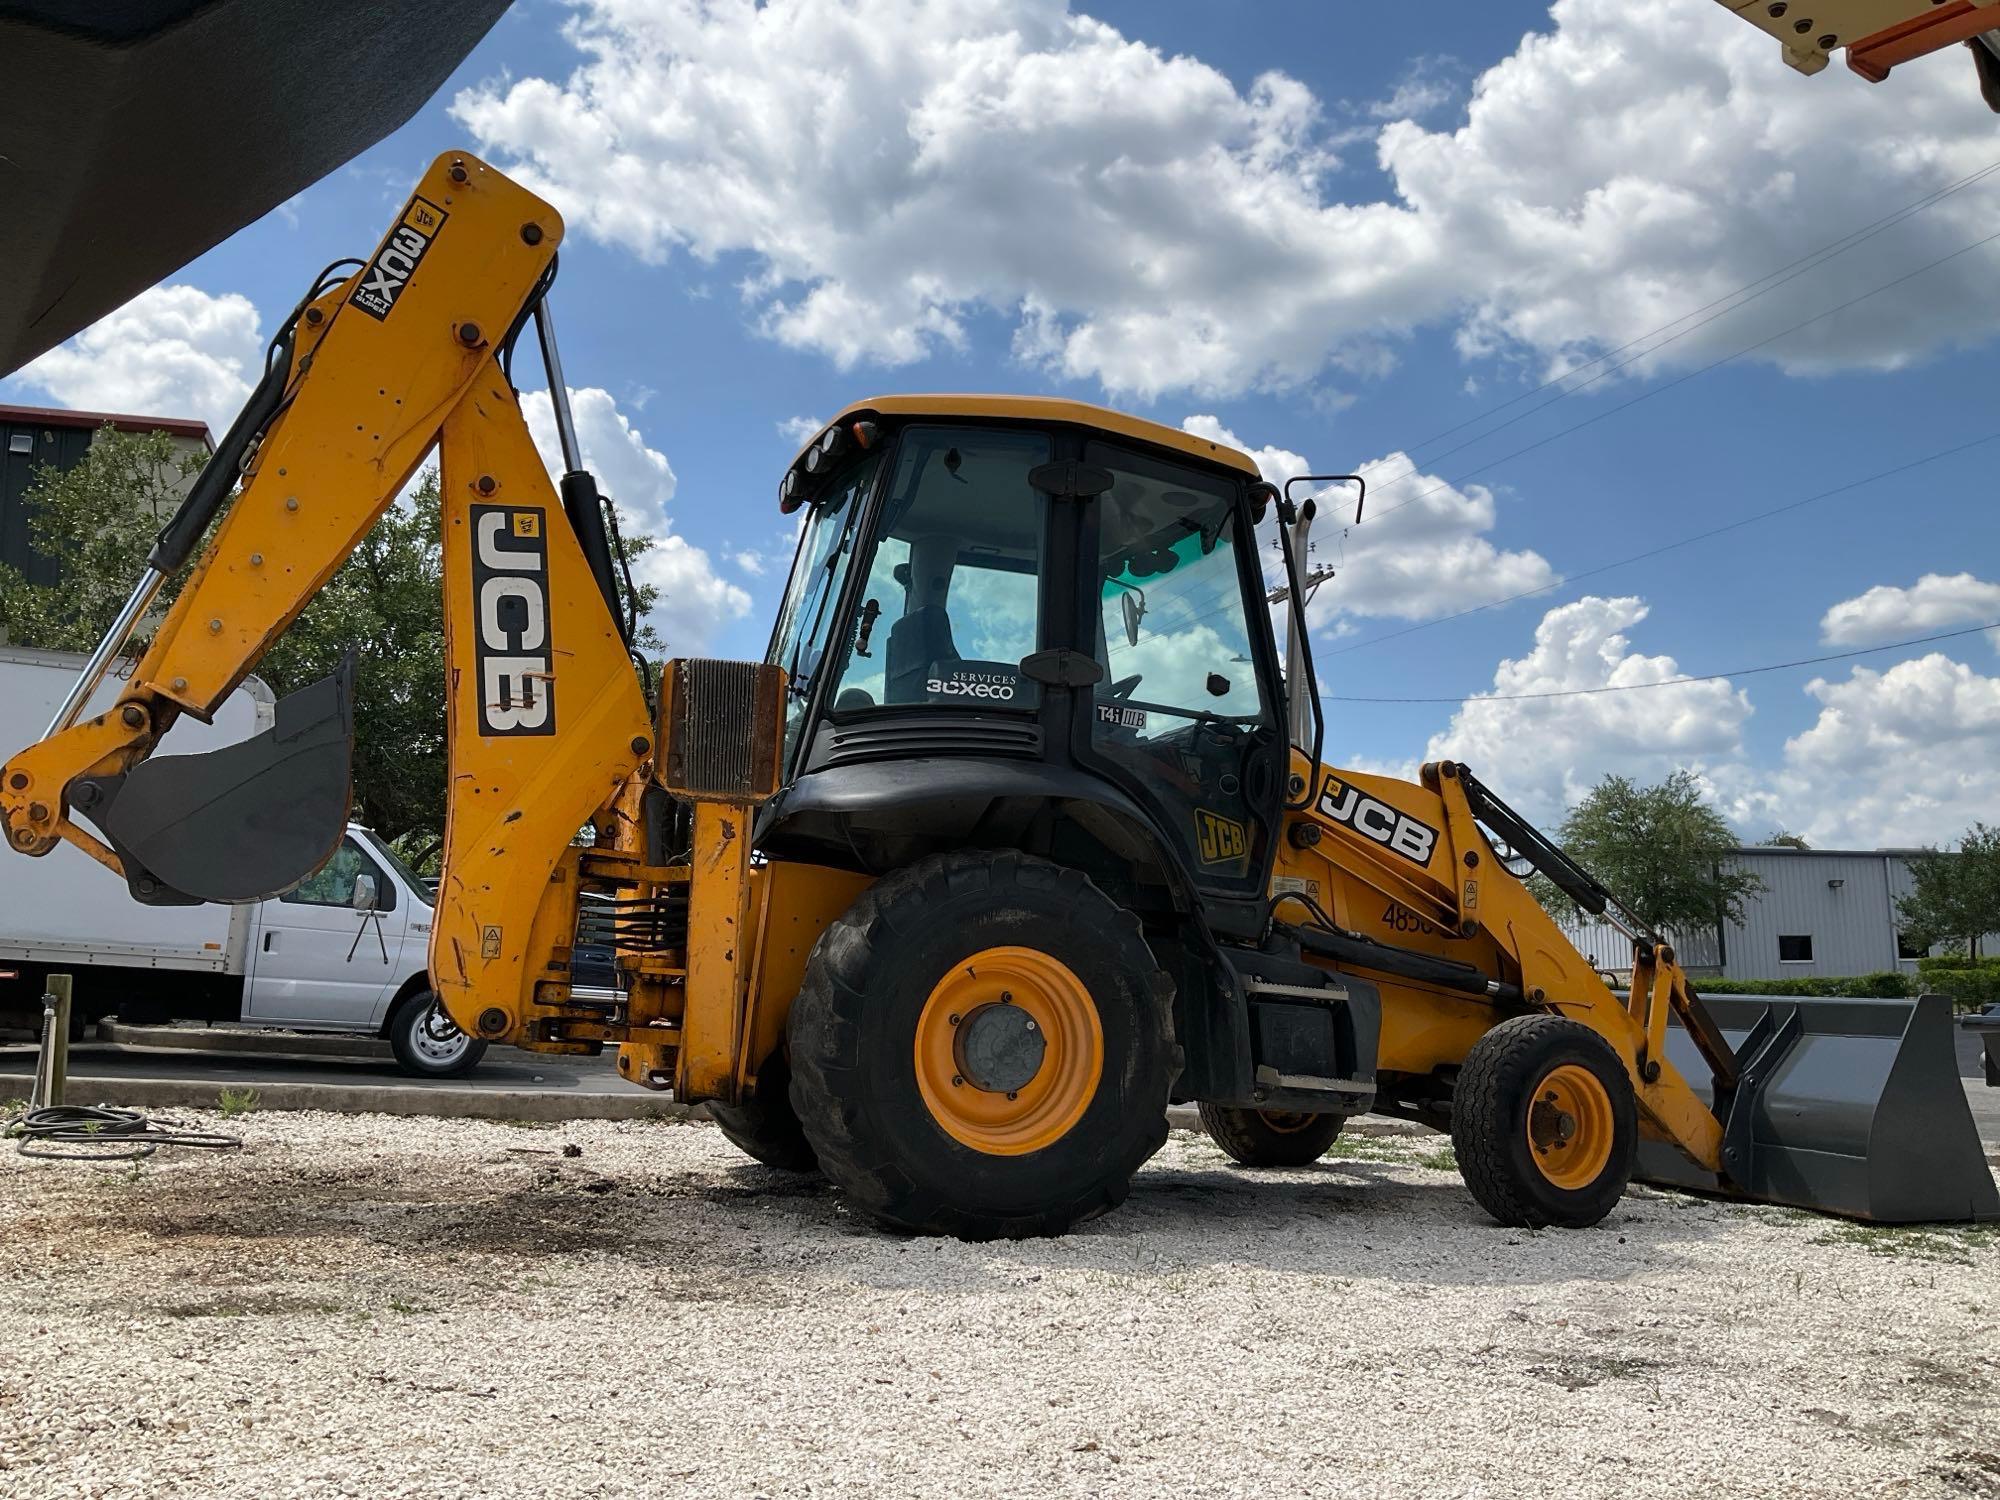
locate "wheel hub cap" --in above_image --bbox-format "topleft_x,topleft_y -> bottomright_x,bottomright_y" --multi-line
1525,1063 -> 1614,1190
956,1001 -> 1046,1094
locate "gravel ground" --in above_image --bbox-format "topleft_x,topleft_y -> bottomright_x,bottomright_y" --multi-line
1,1111 -> 1995,1500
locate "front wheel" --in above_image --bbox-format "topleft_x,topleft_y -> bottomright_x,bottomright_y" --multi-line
387,990 -> 487,1078
709,1052 -> 819,1172
788,850 -> 1177,1240
1450,1014 -> 1635,1229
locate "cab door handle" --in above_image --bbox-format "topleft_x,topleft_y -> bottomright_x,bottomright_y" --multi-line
263,931 -> 278,952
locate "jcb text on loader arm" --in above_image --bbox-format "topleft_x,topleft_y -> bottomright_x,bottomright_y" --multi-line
4,152 -> 1991,1239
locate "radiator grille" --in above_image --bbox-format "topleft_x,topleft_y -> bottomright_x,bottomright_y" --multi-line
661,658 -> 784,801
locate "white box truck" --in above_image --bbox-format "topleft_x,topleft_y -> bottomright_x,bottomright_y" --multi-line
0,647 -> 482,1075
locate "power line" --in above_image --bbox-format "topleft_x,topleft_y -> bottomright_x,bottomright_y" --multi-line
1321,622 -> 2000,704
1394,158 -> 2000,463
1319,425 -> 2000,658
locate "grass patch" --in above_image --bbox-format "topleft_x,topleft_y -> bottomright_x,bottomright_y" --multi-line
1809,1222 -> 1999,1266
217,1087 -> 260,1119
1413,1145 -> 1459,1173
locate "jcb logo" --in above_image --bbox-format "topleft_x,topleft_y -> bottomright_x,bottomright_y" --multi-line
471,505 -> 554,736
1195,809 -> 1248,869
1319,776 -> 1438,867
350,196 -> 448,320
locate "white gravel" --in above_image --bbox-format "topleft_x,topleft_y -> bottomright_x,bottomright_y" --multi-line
1,1110 -> 1995,1499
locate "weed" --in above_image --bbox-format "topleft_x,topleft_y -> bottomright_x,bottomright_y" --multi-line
1809,1222 -> 1998,1266
217,1087 -> 260,1119
1414,1146 -> 1459,1173
387,1295 -> 425,1315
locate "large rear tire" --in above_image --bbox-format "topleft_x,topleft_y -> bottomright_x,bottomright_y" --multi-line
1197,1103 -> 1344,1167
788,850 -> 1176,1240
1451,1013 -> 1635,1229
709,1053 -> 819,1172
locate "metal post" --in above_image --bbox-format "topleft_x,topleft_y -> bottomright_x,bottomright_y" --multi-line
43,568 -> 164,737
29,973 -> 73,1110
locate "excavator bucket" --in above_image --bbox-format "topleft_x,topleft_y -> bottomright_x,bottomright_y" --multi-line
73,657 -> 356,907
1636,992 -> 2000,1223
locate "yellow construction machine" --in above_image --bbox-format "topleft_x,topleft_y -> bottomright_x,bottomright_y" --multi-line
1714,0 -> 2000,108
3,154 -> 1992,1237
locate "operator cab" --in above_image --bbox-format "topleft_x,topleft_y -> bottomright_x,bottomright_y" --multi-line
763,397 -> 1288,930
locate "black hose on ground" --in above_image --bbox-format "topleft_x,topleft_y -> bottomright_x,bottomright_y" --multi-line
7,1104 -> 241,1161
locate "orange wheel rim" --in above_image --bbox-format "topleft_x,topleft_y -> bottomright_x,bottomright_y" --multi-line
914,946 -> 1104,1156
1258,1111 -> 1317,1134
1525,1063 -> 1615,1190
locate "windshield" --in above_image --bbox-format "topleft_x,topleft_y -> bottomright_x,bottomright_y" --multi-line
356,828 -> 432,908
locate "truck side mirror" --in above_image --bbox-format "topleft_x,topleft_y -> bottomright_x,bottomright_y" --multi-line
351,873 -> 378,911
1120,588 -> 1146,648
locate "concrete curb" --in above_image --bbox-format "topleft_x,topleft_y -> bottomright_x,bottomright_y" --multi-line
0,1070 -> 702,1123
97,1021 -> 392,1060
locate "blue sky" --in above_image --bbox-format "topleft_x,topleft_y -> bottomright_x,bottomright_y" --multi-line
7,0 -> 1996,846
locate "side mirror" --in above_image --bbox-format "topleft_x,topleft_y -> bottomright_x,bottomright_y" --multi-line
351,873 -> 378,911
1120,588 -> 1146,648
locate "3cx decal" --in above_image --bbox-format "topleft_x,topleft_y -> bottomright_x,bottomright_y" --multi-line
926,668 -> 1018,702
1194,808 -> 1248,869
1318,775 -> 1438,867
349,195 -> 447,320
470,506 -> 553,736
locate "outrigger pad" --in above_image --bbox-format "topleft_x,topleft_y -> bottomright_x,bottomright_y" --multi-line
1635,993 -> 2000,1224
77,657 -> 356,906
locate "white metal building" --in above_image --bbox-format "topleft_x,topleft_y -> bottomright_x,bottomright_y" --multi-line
1558,846 -> 1995,982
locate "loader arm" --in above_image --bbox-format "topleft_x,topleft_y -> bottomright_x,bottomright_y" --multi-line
1713,0 -> 2000,108
0,152 -> 655,1055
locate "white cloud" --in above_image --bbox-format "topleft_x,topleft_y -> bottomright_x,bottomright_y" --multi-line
1820,572 -> 2000,648
776,415 -> 824,446
8,284 -> 260,436
1756,653 -> 2000,846
1180,415 -> 1556,626
454,0 -> 2000,400
1368,56 -> 1460,122
1420,596 -> 1751,824
731,549 -> 768,576
520,385 -> 750,652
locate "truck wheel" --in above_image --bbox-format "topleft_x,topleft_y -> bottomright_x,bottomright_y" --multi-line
1197,1102 -> 1344,1167
788,850 -> 1176,1240
1450,1014 -> 1635,1229
387,990 -> 487,1078
708,1053 -> 818,1172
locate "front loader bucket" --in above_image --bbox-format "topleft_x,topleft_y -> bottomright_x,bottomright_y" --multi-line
1635,993 -> 1999,1223
74,658 -> 356,907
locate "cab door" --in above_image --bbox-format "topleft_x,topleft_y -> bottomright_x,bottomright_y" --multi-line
1077,440 -> 1283,913
245,835 -> 406,1028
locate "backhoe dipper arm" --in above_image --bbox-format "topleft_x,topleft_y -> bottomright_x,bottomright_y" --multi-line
0,152 -> 653,1050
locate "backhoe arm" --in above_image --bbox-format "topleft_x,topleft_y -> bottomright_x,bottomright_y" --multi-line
0,152 -> 653,1050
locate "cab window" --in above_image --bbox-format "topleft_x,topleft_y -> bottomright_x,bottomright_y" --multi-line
829,426 -> 1050,713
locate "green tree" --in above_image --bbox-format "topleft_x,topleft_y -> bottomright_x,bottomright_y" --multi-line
0,429 -> 666,865
0,427 -> 205,650
1896,823 -> 2000,960
1759,829 -> 1811,850
1534,771 -> 1766,934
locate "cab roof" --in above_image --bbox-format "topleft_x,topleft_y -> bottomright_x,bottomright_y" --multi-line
809,394 -> 1263,480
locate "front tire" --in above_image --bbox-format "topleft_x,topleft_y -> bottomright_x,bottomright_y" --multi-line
387,990 -> 487,1078
788,850 -> 1177,1240
1198,1103 -> 1345,1167
1450,1014 -> 1635,1229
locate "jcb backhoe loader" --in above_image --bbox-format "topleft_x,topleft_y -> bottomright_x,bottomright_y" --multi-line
4,154 -> 1992,1238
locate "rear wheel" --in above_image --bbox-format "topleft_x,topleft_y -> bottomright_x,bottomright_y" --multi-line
387,990 -> 487,1078
1450,1014 -> 1635,1229
1197,1103 -> 1345,1167
709,1053 -> 818,1172
788,850 -> 1176,1240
